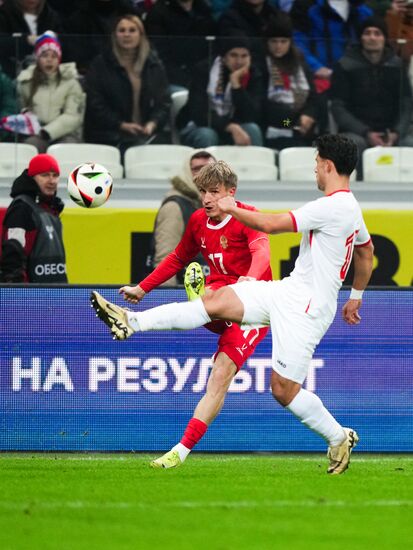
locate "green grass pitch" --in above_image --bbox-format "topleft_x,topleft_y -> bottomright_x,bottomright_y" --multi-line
0,454 -> 411,550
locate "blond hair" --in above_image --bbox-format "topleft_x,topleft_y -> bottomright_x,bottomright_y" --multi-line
195,160 -> 238,190
112,15 -> 150,74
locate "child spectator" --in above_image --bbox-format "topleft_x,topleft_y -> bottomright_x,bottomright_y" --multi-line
16,31 -> 85,153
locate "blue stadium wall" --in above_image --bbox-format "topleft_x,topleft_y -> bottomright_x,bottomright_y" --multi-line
0,287 -> 412,452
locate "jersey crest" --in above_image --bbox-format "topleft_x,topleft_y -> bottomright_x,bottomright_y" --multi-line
220,235 -> 228,249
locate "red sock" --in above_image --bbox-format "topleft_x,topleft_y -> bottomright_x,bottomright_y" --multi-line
180,418 -> 208,450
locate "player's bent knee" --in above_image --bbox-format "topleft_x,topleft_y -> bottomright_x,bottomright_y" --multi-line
271,372 -> 300,407
202,288 -> 229,317
202,287 -> 244,322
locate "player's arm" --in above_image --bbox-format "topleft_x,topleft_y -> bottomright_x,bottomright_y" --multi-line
119,252 -> 186,303
218,197 -> 294,234
119,217 -> 199,304
342,240 -> 374,325
244,237 -> 271,280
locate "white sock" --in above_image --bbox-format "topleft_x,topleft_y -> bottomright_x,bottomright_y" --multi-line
126,299 -> 211,332
287,388 -> 346,447
171,442 -> 191,462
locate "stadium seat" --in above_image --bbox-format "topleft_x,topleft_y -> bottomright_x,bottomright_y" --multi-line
170,90 -> 189,145
47,143 -> 124,179
363,147 -> 413,182
206,145 -> 277,181
207,145 -> 276,166
279,147 -> 357,181
0,143 -> 38,177
278,147 -> 317,181
125,161 -> 184,180
228,163 -> 278,181
124,145 -> 193,179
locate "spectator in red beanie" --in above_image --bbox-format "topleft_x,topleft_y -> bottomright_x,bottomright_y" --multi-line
0,153 -> 68,283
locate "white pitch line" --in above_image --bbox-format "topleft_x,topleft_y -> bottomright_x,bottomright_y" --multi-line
0,500 -> 411,511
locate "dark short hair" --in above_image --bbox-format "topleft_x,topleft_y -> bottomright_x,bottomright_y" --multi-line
190,150 -> 216,162
314,134 -> 358,176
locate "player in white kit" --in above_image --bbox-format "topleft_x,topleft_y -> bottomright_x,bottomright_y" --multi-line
91,134 -> 374,474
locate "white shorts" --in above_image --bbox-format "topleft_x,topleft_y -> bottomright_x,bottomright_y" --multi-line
230,280 -> 330,384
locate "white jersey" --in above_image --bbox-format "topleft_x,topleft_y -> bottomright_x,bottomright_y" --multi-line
284,189 -> 371,321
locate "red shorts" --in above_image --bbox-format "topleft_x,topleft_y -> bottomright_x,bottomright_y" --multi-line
204,320 -> 268,372
203,280 -> 268,370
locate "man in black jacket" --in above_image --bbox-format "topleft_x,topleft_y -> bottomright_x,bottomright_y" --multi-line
330,15 -> 413,176
145,0 -> 218,90
0,153 -> 67,283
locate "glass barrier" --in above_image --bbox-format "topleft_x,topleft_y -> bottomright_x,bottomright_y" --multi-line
0,34 -> 412,284
0,34 -> 412,180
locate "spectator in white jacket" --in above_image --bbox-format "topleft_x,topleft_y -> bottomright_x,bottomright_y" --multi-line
17,31 -> 85,152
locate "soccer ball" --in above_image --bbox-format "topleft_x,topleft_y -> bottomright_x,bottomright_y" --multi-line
67,162 -> 113,208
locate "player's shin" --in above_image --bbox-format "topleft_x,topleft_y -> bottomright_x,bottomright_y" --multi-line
126,299 -> 211,332
286,388 -> 346,447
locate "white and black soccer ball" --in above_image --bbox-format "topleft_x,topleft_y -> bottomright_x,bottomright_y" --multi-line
67,162 -> 113,208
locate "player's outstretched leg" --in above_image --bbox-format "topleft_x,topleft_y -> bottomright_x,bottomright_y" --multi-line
184,262 -> 205,301
327,427 -> 359,475
90,291 -> 134,340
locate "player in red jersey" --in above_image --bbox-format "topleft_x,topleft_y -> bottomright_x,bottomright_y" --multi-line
94,161 -> 272,468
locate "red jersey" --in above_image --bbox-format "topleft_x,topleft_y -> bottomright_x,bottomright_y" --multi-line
140,201 -> 272,292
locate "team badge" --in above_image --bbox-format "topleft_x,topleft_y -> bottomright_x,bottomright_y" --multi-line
220,235 -> 228,249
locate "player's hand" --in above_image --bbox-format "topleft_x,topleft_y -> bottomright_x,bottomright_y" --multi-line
342,299 -> 362,325
237,276 -> 256,283
218,195 -> 237,213
118,284 -> 146,304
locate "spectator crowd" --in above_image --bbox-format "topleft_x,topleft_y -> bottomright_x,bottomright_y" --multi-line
0,0 -> 412,178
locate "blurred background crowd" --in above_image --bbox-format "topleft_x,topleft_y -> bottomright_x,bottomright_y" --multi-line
0,0 -> 412,172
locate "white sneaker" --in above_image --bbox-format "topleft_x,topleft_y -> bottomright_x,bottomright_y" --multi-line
327,428 -> 359,475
